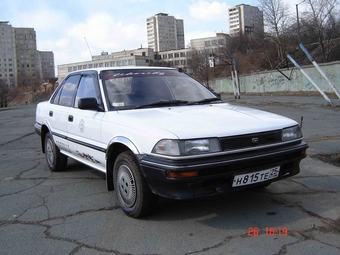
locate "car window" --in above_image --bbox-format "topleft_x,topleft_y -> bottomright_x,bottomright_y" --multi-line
74,73 -> 100,108
52,75 -> 80,107
102,69 -> 215,110
51,84 -> 62,104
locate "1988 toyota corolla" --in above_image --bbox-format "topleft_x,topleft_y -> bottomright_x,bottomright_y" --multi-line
35,67 -> 308,218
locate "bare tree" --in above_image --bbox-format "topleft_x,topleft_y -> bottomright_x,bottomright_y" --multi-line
303,0 -> 340,62
0,81 -> 8,107
0,81 -> 19,107
187,49 -> 213,87
258,0 -> 292,66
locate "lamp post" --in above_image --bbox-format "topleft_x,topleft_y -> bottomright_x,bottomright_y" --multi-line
296,0 -> 306,43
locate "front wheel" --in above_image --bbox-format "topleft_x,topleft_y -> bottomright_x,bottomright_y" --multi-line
44,132 -> 68,172
113,151 -> 158,218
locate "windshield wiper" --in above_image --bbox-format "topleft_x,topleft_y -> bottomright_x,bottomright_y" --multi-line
134,100 -> 188,109
188,98 -> 222,105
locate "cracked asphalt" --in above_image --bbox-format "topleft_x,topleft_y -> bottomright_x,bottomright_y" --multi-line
0,94 -> 339,255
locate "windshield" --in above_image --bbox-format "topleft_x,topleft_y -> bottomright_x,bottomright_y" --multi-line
101,69 -> 219,110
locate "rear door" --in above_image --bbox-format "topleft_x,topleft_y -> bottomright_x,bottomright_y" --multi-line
48,74 -> 80,153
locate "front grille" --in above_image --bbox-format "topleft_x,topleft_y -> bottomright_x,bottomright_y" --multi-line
219,130 -> 282,151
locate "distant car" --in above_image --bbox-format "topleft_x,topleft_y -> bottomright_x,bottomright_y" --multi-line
35,67 -> 308,218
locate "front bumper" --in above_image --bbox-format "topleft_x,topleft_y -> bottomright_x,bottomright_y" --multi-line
34,122 -> 42,136
139,141 -> 308,199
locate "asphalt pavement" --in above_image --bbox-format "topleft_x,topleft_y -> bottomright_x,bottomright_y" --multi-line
0,94 -> 339,255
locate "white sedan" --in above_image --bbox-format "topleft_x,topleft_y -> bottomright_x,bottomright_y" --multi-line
35,67 -> 308,218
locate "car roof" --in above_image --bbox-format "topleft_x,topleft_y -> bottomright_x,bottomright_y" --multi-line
67,66 -> 178,76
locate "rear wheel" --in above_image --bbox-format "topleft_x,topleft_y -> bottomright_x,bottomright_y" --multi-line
113,151 -> 158,218
44,132 -> 68,172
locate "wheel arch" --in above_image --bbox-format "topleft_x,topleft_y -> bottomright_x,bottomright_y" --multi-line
106,137 -> 140,191
40,124 -> 50,154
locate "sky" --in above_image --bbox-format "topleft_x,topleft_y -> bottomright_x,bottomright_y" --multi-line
0,0 -> 297,71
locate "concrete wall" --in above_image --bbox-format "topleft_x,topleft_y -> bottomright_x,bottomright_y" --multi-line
210,60 -> 340,94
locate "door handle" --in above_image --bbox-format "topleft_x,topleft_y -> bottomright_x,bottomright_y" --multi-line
49,111 -> 53,117
68,115 -> 74,122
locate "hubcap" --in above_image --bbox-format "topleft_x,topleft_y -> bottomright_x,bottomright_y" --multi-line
46,138 -> 54,165
117,165 -> 136,207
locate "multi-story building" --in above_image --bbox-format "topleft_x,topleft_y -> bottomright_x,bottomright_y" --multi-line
228,4 -> 264,36
0,21 -> 55,87
14,27 -> 38,87
147,13 -> 185,52
159,33 -> 230,69
38,51 -> 55,81
57,48 -> 156,81
190,33 -> 230,51
0,21 -> 16,87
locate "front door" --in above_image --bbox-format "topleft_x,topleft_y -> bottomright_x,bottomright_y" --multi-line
67,72 -> 106,172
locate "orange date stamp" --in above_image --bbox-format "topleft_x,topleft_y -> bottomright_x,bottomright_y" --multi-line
248,227 -> 289,236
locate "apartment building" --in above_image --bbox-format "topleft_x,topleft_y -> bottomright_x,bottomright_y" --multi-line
160,33 -> 230,68
14,27 -> 39,87
190,33 -> 229,50
0,21 -> 55,87
228,4 -> 264,36
38,51 -> 55,81
0,21 -> 16,87
147,13 -> 185,52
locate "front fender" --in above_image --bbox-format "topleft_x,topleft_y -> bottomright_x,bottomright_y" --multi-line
105,136 -> 140,191
106,136 -> 140,159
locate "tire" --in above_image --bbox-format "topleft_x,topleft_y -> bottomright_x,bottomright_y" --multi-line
113,151 -> 158,218
44,132 -> 68,172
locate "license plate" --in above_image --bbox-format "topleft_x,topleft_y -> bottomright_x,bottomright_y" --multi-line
232,166 -> 280,187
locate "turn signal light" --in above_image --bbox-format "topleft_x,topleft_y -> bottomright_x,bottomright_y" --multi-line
167,171 -> 199,178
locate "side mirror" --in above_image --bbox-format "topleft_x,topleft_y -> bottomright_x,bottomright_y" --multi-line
78,97 -> 101,111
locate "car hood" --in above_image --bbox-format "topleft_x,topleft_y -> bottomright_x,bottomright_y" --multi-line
115,103 -> 298,139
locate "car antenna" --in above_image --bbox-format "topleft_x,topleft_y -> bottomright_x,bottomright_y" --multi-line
84,37 -> 93,59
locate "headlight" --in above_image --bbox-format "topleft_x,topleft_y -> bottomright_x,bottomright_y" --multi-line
282,126 -> 302,141
152,139 -> 180,156
152,138 -> 221,156
183,139 -> 220,155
